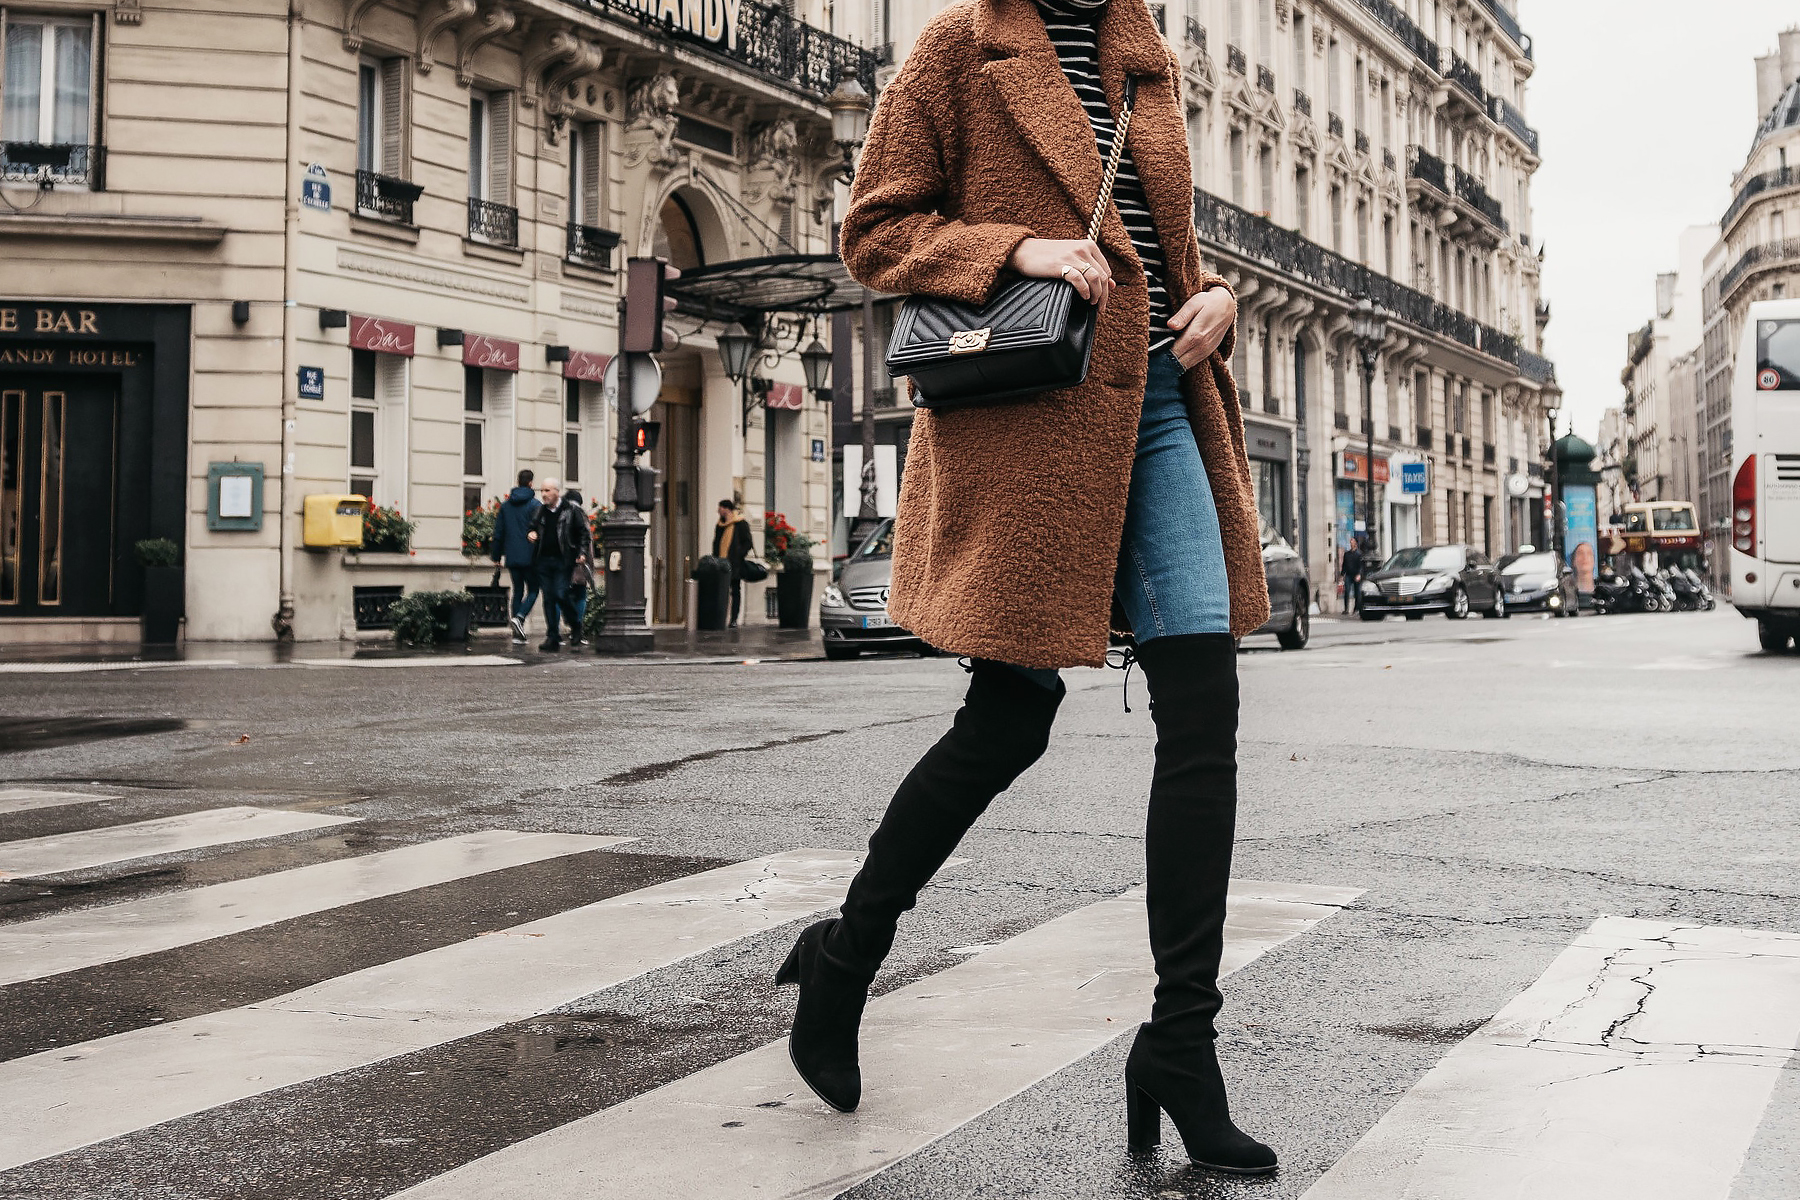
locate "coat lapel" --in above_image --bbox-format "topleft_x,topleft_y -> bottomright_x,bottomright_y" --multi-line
1095,0 -> 1196,303
975,0 -> 1105,229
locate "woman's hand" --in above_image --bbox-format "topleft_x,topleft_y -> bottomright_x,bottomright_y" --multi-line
1008,238 -> 1114,310
1168,287 -> 1238,370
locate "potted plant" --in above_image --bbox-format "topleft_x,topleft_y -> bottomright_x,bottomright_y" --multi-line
388,588 -> 476,647
765,512 -> 816,629
361,503 -> 415,554
135,537 -> 183,645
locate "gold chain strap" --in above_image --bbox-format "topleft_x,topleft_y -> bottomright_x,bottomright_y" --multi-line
1085,89 -> 1136,244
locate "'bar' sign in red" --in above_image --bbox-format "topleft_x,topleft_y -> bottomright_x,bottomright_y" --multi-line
463,335 -> 520,372
348,316 -> 416,357
563,350 -> 611,382
765,382 -> 804,411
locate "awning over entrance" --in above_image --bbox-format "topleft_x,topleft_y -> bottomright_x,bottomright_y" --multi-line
666,254 -> 892,317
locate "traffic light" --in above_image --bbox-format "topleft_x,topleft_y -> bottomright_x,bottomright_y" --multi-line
631,419 -> 661,455
623,257 -> 681,354
625,418 -> 660,513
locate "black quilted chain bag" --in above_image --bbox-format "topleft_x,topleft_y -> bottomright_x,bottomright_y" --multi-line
884,77 -> 1139,410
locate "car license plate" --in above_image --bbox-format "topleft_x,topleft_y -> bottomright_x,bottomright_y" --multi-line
862,615 -> 892,629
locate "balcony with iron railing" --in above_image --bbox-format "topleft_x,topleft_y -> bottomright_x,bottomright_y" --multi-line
1328,112 -> 1345,138
468,196 -> 519,247
1293,89 -> 1311,116
1473,0 -> 1533,60
1351,0 -> 1440,70
0,142 -> 104,190
566,222 -> 622,270
1407,144 -> 1448,194
1383,148 -> 1397,173
1722,165 -> 1798,234
1185,16 -> 1206,50
1193,189 -> 1527,370
1447,53 -> 1487,108
1354,130 -> 1371,154
1488,95 -> 1540,156
1226,45 -> 1247,75
1518,349 -> 1555,385
356,169 -> 422,223
1257,63 -> 1276,93
1717,237 -> 1800,305
579,0 -> 878,99
1454,166 -> 1509,233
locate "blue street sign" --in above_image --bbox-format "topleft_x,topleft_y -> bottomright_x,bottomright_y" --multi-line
297,365 -> 325,400
301,163 -> 331,212
1400,461 -> 1428,494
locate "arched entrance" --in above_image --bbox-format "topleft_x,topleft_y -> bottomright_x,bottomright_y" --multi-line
644,187 -> 725,625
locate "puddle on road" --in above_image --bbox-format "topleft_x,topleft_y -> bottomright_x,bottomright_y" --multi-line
0,717 -> 203,755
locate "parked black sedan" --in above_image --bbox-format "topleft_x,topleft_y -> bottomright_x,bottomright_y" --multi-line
1358,543 -> 1506,620
1496,548 -> 1580,616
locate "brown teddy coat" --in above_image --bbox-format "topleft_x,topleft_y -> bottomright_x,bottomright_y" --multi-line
840,0 -> 1270,668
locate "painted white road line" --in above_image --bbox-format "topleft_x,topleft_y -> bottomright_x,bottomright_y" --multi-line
290,656 -> 522,669
1301,917 -> 1800,1200
0,662 -> 242,674
0,788 -> 113,815
0,830 -> 630,987
393,878 -> 1362,1200
0,806 -> 359,881
0,848 -> 861,1170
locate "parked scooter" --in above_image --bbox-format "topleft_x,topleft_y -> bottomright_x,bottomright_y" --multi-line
1647,569 -> 1679,613
1593,566 -> 1655,614
1663,568 -> 1707,612
1683,567 -> 1717,611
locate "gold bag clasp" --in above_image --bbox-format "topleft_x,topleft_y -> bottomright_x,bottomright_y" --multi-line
948,327 -> 991,354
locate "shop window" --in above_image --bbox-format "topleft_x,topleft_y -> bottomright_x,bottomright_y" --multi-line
563,379 -> 583,491
1255,459 -> 1288,538
349,349 -> 407,509
1,12 -> 101,189
462,365 -> 514,505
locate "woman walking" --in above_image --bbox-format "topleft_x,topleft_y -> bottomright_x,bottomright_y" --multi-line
777,0 -> 1275,1177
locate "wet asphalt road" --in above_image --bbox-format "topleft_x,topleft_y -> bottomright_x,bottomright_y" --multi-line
1,606 -> 1796,1199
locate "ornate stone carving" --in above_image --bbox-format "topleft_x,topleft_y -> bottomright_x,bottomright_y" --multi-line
113,0 -> 141,25
343,0 -> 385,53
745,118 -> 800,205
417,0 -> 478,74
457,4 -> 518,87
623,73 -> 683,170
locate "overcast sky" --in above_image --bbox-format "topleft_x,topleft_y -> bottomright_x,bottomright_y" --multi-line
1527,0 -> 1797,440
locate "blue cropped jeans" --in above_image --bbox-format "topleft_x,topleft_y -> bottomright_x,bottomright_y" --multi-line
1009,348 -> 1231,688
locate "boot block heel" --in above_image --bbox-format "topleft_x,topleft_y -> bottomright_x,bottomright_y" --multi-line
774,939 -> 802,987
1126,1077 -> 1162,1152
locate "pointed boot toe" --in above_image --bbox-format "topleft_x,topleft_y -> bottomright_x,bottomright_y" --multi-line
777,918 -> 872,1113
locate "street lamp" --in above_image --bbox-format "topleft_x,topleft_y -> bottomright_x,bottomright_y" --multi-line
800,337 -> 832,393
1351,295 -> 1388,565
716,322 -> 757,385
827,73 -> 871,182
1545,392 -> 1563,564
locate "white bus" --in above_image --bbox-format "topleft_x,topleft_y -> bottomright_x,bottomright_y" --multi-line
1730,299 -> 1800,651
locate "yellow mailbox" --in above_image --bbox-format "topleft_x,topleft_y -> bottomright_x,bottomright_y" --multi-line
303,494 -> 368,548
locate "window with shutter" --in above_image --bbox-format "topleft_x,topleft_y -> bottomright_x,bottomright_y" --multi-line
571,120 -> 602,227
487,90 -> 513,206
379,57 -> 406,176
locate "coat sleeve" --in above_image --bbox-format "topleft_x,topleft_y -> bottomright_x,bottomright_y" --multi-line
839,50 -> 1035,305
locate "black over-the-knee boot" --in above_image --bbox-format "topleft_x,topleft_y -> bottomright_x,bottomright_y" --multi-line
776,659 -> 1065,1111
1122,633 -> 1276,1175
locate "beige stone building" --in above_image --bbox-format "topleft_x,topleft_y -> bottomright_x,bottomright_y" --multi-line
0,0 -> 872,643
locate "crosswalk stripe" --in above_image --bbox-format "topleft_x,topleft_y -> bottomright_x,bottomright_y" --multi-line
0,830 -> 629,988
1299,917 -> 1800,1200
391,878 -> 1362,1200
0,848 -> 860,1170
0,788 -> 112,815
0,806 -> 359,880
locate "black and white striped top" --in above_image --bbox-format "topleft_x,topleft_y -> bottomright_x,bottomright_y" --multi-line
1034,0 -> 1174,352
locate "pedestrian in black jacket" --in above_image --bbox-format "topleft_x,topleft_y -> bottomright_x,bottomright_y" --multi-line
490,469 -> 541,644
527,478 -> 589,651
713,499 -> 755,626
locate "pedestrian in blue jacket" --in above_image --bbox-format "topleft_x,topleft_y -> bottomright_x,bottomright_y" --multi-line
490,469 -> 542,643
